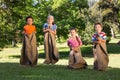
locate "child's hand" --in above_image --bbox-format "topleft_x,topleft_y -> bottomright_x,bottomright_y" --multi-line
97,37 -> 102,41
98,40 -> 101,44
73,47 -> 79,53
68,44 -> 72,49
46,28 -> 51,32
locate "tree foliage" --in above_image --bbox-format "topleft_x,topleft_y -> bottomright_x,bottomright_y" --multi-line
0,0 -> 120,48
0,0 -> 89,47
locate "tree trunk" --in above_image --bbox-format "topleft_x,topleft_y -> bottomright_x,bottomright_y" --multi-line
110,27 -> 116,38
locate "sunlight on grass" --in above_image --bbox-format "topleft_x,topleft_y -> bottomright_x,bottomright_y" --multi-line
109,38 -> 120,43
0,45 -> 120,68
0,38 -> 120,80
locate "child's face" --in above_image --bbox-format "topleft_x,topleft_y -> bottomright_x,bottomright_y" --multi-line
47,16 -> 54,24
27,18 -> 33,25
70,30 -> 76,37
95,24 -> 102,33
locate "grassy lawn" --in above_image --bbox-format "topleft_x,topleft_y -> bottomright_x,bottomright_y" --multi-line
0,38 -> 120,80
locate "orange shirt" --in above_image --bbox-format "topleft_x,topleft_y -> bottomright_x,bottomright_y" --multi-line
24,25 -> 36,35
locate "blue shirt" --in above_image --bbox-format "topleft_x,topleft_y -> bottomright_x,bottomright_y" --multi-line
43,23 -> 57,31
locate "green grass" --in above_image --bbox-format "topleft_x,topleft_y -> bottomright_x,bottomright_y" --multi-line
0,38 -> 120,80
0,63 -> 120,80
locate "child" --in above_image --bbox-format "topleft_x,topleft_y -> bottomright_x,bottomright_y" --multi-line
67,27 -> 87,69
20,16 -> 38,66
43,15 -> 59,64
92,22 -> 109,71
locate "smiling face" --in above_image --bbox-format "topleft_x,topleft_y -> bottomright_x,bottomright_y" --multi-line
95,24 -> 102,33
47,16 -> 54,24
27,18 -> 33,25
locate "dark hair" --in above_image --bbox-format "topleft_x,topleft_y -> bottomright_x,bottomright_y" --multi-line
94,22 -> 103,29
70,27 -> 77,31
26,16 -> 33,22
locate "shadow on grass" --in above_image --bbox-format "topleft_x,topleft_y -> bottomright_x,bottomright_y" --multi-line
107,43 -> 120,54
9,43 -> 120,59
0,63 -> 120,80
29,46 -> 93,59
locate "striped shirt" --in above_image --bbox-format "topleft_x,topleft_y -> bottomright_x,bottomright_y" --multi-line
92,32 -> 107,41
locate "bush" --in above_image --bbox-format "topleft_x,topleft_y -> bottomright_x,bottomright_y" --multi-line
80,23 -> 94,45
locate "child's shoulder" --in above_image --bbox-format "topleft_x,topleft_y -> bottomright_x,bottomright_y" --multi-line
23,25 -> 28,29
53,24 -> 57,28
43,23 -> 48,28
53,24 -> 57,26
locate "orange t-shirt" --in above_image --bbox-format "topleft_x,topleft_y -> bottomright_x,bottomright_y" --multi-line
24,25 -> 36,35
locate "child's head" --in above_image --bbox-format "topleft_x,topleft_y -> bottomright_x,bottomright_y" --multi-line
94,22 -> 103,33
70,27 -> 77,37
26,16 -> 33,25
47,15 -> 54,24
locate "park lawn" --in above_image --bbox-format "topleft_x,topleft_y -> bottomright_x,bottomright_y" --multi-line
0,63 -> 120,80
0,38 -> 120,80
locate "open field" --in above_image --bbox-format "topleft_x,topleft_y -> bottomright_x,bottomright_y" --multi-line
0,38 -> 120,80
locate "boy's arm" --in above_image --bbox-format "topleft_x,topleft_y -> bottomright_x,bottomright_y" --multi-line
97,37 -> 106,43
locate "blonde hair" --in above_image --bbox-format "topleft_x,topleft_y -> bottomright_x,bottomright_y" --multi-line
47,15 -> 54,19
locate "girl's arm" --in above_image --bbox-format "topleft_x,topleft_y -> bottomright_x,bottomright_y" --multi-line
43,28 -> 50,33
67,39 -> 72,49
68,44 -> 72,49
73,45 -> 81,51
50,30 -> 56,35
43,28 -> 56,35
74,37 -> 82,50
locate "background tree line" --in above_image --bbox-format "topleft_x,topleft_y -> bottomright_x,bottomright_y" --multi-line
0,0 -> 120,48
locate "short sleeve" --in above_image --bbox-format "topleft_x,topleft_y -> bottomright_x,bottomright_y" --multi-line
52,24 -> 57,30
43,23 -> 48,29
92,36 -> 96,41
34,26 -> 36,31
92,33 -> 97,42
102,33 -> 107,40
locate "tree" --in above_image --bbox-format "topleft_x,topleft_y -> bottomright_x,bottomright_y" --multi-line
0,0 -> 89,48
99,0 -> 119,38
89,0 -> 119,39
0,0 -> 36,47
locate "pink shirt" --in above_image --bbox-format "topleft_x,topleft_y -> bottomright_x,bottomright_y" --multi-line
67,37 -> 82,48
